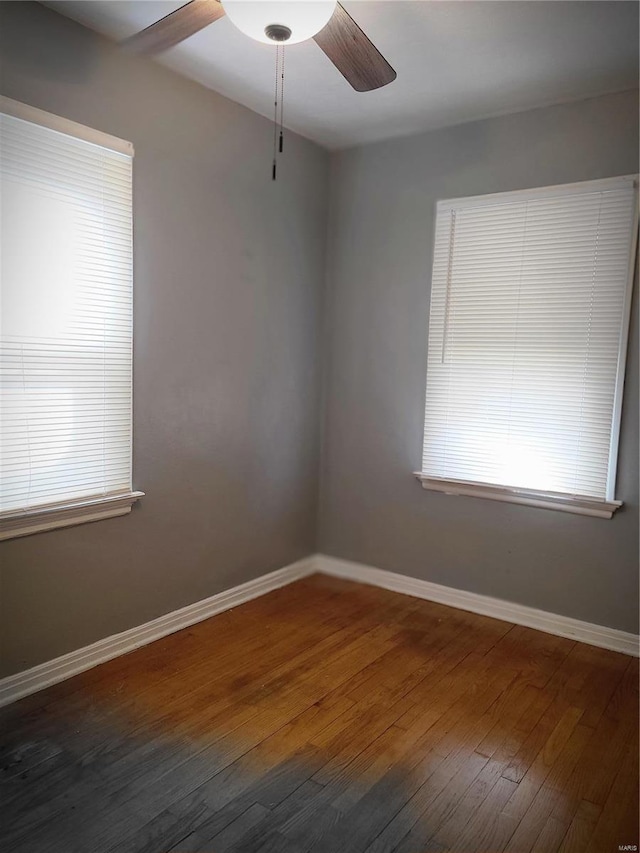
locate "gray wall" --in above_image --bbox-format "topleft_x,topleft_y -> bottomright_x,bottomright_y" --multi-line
319,90 -> 640,634
0,2 -> 329,677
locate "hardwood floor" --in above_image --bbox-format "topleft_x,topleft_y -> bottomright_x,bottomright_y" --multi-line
1,574 -> 638,853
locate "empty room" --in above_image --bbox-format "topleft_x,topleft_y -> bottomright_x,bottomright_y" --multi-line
0,1 -> 638,851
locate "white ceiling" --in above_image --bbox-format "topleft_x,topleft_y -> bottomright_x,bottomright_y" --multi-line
47,1 -> 639,150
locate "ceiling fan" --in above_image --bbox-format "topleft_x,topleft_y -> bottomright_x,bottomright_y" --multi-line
123,0 -> 397,92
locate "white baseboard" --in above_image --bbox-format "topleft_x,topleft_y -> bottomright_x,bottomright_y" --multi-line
2,552 -> 637,709
0,556 -> 315,709
314,555 -> 640,658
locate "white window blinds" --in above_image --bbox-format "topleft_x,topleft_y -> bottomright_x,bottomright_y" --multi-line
421,176 -> 637,511
0,100 -> 135,520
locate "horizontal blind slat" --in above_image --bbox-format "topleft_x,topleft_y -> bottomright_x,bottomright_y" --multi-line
1,109 -> 134,513
422,180 -> 636,500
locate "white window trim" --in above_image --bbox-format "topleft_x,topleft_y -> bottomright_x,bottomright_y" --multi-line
414,475 -> 621,519
0,96 -> 134,156
435,174 -> 636,212
0,492 -> 145,541
0,98 -> 141,541
417,175 -> 638,517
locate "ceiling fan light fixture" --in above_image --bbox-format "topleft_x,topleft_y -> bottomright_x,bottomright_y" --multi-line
221,0 -> 337,45
264,23 -> 292,42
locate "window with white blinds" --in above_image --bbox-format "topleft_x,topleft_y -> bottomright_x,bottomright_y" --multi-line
0,98 -> 142,539
418,176 -> 637,518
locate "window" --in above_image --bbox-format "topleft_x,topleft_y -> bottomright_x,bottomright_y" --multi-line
417,176 -> 638,518
0,97 -> 143,540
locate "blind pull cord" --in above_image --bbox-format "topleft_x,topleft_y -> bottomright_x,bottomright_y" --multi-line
441,209 -> 457,363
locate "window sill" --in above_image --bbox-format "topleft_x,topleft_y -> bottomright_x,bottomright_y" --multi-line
0,491 -> 145,541
414,474 -> 621,519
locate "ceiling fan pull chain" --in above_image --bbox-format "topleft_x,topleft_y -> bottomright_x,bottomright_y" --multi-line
279,46 -> 285,153
272,44 -> 280,180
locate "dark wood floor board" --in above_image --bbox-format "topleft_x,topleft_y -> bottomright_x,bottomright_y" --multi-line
265,622 -> 403,705
387,707 -> 512,847
391,653 -> 522,787
314,696 -> 496,853
556,798 -> 602,853
542,722 -> 594,794
504,781 -> 577,852
501,698 -> 582,784
576,718 -> 636,808
607,655 -> 640,719
318,744 -> 452,853
248,831 -> 302,853
109,794 -> 213,853
366,732 -> 499,852
441,775 -> 519,853
530,814 -> 573,853
615,788 -> 640,853
403,641 -> 505,714
0,737 -> 71,821
585,742 -> 640,853
429,757 -> 507,849
284,722 -> 422,837
198,694 -> 352,809
160,798 -> 257,853
228,744 -> 323,812
275,798 -> 343,853
309,695 -> 415,786
542,641 -> 630,728
327,722 -> 441,817
328,623 -> 441,712
225,779 -> 325,853
1,575 -> 637,853
355,758 -> 451,853
486,625 -> 576,690
511,680 -> 560,740
342,620 -> 467,706
393,750 -> 489,844
474,682 -> 544,762
395,623 -> 517,732
474,686 -> 560,788
394,653 -> 492,734
1,757 -> 107,842
269,721 -> 440,851
393,837 -> 448,853
331,689 -> 508,853
501,705 -> 584,827
569,667 -> 639,807
203,802 -> 272,852
568,648 -> 630,730
9,792 -> 145,853
1,747 -> 95,816
131,756 -> 322,853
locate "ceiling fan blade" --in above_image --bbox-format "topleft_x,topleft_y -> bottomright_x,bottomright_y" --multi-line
313,2 -> 396,92
122,0 -> 225,55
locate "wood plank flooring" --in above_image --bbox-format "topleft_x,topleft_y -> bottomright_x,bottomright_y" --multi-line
1,574 -> 638,853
